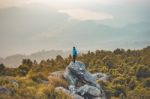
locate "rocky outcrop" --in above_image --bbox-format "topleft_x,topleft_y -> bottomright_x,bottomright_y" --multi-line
49,61 -> 109,99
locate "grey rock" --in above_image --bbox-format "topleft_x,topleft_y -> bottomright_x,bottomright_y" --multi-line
10,80 -> 19,89
55,87 -> 84,99
77,84 -> 101,96
0,86 -> 11,95
69,85 -> 77,94
64,61 -> 97,86
92,73 -> 109,82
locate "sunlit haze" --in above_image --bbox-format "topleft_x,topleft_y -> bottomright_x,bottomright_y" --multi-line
0,0 -> 150,57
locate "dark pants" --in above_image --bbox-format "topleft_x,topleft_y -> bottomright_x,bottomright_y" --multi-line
73,55 -> 76,63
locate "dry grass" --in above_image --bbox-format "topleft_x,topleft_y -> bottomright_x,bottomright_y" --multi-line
48,76 -> 68,88
0,75 -> 71,99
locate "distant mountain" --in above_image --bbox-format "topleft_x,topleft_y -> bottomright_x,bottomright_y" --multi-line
0,50 -> 70,68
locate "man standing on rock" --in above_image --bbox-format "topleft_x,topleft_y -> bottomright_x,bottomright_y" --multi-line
72,46 -> 77,63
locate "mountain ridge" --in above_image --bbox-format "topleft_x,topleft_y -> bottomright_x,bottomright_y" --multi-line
0,50 -> 70,68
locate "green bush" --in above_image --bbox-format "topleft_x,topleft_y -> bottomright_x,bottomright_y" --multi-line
143,78 -> 150,88
113,85 -> 126,97
136,65 -> 150,78
113,77 -> 126,85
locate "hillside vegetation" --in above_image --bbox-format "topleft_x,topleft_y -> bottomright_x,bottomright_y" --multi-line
0,46 -> 150,99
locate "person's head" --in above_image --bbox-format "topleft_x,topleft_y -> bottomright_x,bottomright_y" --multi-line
73,46 -> 75,49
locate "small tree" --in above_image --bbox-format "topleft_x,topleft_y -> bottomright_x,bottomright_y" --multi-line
22,59 -> 33,66
0,64 -> 5,75
18,59 -> 33,76
114,48 -> 125,55
0,64 -> 5,70
55,55 -> 64,63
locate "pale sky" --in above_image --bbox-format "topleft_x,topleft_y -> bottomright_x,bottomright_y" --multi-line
0,0 -> 150,57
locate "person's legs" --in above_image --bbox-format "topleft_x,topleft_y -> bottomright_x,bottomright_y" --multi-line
73,55 -> 76,63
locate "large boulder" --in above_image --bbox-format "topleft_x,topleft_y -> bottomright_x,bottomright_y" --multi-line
49,61 -> 109,99
64,61 -> 97,86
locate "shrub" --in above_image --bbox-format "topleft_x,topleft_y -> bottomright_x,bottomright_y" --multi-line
143,78 -> 150,88
113,77 -> 126,85
0,77 -> 9,86
136,65 -> 150,78
28,72 -> 48,83
113,85 -> 126,97
128,79 -> 137,90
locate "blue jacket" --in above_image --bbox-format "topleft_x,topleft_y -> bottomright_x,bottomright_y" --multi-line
72,47 -> 77,56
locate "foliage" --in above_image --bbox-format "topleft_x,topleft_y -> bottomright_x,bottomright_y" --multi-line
136,65 -> 150,78
0,64 -> 5,70
143,78 -> 150,88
